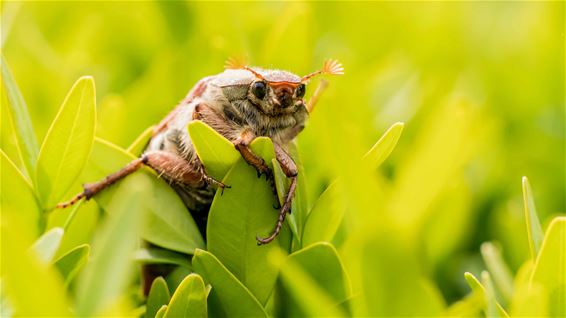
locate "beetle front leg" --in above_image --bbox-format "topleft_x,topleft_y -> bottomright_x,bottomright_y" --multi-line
233,129 -> 280,208
256,143 -> 298,245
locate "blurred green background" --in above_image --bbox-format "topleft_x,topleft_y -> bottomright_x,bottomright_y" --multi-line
2,0 -> 564,306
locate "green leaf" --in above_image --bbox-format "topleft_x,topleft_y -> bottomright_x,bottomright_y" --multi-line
35,76 -> 96,208
362,121 -> 404,168
302,123 -> 404,247
464,272 -> 509,317
271,247 -> 346,317
53,244 -> 90,286
128,125 -> 155,156
76,174 -> 146,316
164,273 -> 207,318
302,181 -> 342,246
0,149 -> 41,237
351,234 -> 444,316
0,55 -> 39,177
0,212 -> 70,316
155,305 -> 168,318
510,262 -> 547,317
192,249 -> 268,318
276,242 -> 350,317
481,271 -> 508,318
30,227 -> 64,264
188,120 -> 239,180
82,138 -> 205,254
134,247 -> 191,268
207,137 -> 291,305
522,176 -> 544,259
530,216 -> 566,317
146,277 -> 171,318
480,242 -> 514,302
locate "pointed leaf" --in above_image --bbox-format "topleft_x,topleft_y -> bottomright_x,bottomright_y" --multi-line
146,277 -> 171,318
30,227 -> 64,264
164,273 -> 207,318
522,176 -> 544,258
464,272 -> 509,317
76,174 -> 146,316
481,242 -> 514,302
0,149 -> 41,237
362,122 -> 404,168
482,271 -> 508,318
192,249 -> 268,318
155,305 -> 168,318
53,244 -> 90,285
0,55 -> 39,177
36,76 -> 96,208
207,137 -> 291,305
188,120 -> 239,180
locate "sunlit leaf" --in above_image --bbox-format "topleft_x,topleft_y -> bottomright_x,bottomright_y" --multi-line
155,305 -> 168,318
480,242 -> 513,302
30,227 -> 63,264
134,247 -> 191,268
146,277 -> 170,318
127,125 -> 155,156
35,76 -> 96,208
0,55 -> 39,177
53,244 -> 90,286
0,149 -> 41,237
0,214 -> 70,316
464,272 -> 509,317
164,273 -> 207,318
206,137 -> 291,305
192,249 -> 268,318
188,120 -> 239,180
529,216 -> 566,317
481,271 -> 508,318
362,121 -> 404,168
521,176 -> 544,259
75,174 -> 146,316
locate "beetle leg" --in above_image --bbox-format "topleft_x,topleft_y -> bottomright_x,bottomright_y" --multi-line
56,151 -> 219,209
233,129 -> 280,208
192,156 -> 230,194
256,143 -> 298,245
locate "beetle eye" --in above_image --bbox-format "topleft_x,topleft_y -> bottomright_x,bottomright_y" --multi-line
296,84 -> 306,98
251,81 -> 267,99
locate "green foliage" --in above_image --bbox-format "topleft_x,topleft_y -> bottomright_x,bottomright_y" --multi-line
1,2 -> 564,317
35,76 -> 96,208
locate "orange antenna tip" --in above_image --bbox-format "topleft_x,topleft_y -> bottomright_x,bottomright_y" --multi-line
322,59 -> 344,75
224,56 -> 247,70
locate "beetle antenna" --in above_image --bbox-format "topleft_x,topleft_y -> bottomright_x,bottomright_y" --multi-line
301,59 -> 344,83
224,56 -> 266,81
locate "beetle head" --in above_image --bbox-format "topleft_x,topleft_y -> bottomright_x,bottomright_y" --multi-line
224,58 -> 343,115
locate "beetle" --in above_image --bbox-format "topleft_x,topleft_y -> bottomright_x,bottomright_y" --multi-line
57,58 -> 343,245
